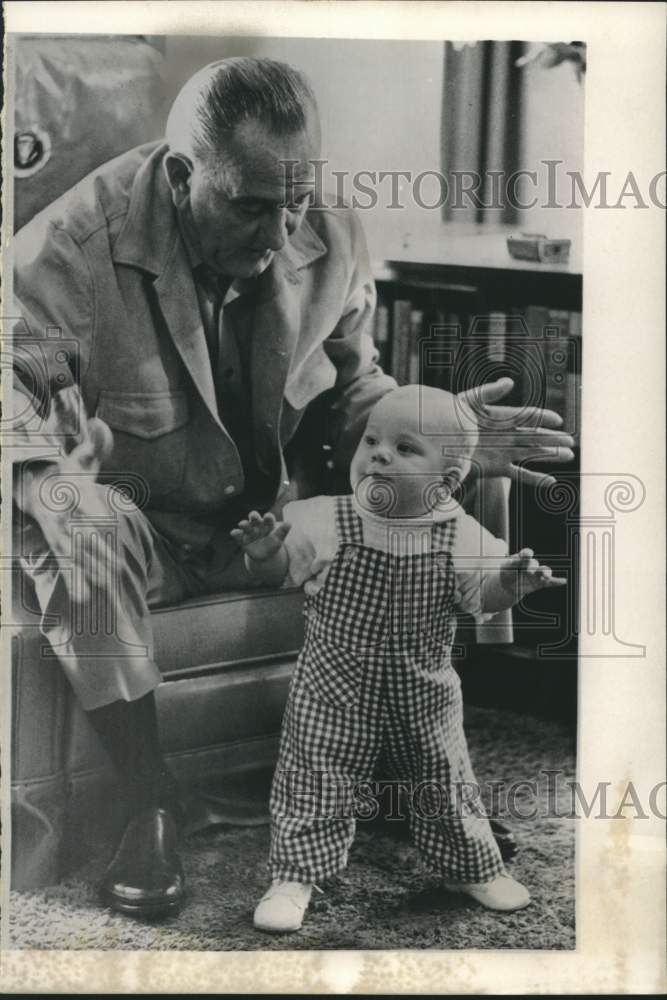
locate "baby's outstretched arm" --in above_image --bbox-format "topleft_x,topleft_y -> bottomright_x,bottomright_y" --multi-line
231,511 -> 291,586
483,547 -> 566,612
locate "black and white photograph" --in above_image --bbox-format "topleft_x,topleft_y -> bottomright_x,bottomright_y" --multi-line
1,1 -> 664,994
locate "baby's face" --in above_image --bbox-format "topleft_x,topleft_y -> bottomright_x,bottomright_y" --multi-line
350,394 -> 473,518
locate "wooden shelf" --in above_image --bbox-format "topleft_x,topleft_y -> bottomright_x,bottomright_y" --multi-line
372,222 -> 582,276
372,224 -> 582,311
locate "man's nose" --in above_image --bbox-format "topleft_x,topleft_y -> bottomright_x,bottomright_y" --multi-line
260,207 -> 288,251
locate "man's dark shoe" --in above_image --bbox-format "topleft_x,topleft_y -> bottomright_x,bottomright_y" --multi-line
490,819 -> 519,862
100,806 -> 185,919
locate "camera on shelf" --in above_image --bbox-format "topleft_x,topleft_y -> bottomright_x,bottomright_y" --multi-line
507,234 -> 571,264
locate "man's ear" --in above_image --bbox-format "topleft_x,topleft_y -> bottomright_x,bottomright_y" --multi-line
164,152 -> 194,208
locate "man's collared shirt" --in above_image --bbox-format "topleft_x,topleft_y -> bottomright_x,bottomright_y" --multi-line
177,211 -> 271,507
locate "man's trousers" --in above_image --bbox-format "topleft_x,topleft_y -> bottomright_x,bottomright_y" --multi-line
16,483 -> 257,710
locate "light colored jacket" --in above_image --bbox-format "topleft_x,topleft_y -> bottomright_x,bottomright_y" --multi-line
13,141 -> 395,551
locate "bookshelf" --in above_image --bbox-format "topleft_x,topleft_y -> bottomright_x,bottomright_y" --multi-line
372,223 -> 582,304
371,227 -> 582,721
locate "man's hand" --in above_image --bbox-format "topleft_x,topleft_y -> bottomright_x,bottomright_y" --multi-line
500,548 -> 567,603
16,386 -> 115,605
457,377 -> 575,487
230,511 -> 291,563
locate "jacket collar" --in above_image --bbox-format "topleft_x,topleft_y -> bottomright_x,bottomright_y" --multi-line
113,142 -> 328,281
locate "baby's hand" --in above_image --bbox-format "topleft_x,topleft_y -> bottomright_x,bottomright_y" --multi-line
230,511 -> 291,563
500,548 -> 567,600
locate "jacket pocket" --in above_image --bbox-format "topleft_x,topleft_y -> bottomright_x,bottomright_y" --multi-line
96,390 -> 189,499
299,637 -> 361,707
284,346 -> 337,412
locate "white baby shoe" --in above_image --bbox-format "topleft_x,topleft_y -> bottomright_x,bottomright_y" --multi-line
253,880 -> 314,932
444,872 -> 530,911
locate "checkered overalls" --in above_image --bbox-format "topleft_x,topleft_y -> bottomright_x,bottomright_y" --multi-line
269,496 -> 504,884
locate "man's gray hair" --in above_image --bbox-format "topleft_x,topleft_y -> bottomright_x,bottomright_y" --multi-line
166,57 -> 317,162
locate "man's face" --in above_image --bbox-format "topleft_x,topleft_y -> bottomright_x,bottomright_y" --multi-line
183,113 -> 321,278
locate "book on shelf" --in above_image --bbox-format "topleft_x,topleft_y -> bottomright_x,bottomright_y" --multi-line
486,311 -> 507,364
373,300 -> 391,371
569,311 -> 582,338
421,308 -> 464,393
407,307 -> 424,384
565,352 -> 582,440
523,305 -> 581,438
447,313 -> 465,392
391,298 -> 412,384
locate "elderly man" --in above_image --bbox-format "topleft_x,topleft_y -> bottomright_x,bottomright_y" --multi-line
12,57 -> 574,919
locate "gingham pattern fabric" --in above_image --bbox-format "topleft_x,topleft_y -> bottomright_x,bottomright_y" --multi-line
269,496 -> 504,884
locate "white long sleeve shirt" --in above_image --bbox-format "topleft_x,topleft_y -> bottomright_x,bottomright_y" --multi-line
282,495 -> 507,623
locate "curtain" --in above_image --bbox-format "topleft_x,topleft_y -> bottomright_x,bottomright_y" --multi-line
441,40 -> 525,224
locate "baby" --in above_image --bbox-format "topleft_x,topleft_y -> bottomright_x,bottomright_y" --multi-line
232,385 -> 565,933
